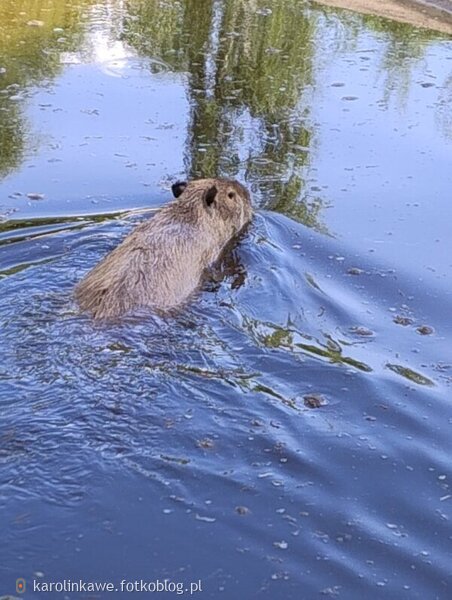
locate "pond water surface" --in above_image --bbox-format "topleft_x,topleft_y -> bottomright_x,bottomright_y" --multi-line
1,1 -> 452,599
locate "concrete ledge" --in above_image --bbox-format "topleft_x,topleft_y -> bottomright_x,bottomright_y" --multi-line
314,0 -> 452,35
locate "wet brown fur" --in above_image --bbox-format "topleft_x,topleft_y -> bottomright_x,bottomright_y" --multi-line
75,178 -> 252,319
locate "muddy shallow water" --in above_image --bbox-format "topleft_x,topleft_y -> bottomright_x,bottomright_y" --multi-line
1,1 -> 452,599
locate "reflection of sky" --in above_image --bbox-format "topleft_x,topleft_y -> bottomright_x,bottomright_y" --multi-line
4,62 -> 188,214
60,35 -> 132,69
308,24 -> 452,286
61,1 -> 133,71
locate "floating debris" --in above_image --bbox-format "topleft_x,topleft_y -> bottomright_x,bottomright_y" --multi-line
347,267 -> 364,275
386,364 -> 434,387
235,506 -> 250,516
303,393 -> 326,409
416,325 -> 434,335
26,192 -> 45,201
350,326 -> 374,337
393,315 -> 414,326
273,540 -> 288,550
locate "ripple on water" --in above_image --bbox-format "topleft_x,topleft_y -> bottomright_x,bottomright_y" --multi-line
0,210 -> 451,598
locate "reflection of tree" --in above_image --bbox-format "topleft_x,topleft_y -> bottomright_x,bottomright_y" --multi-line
319,7 -> 447,109
0,0 -> 94,178
436,74 -> 452,140
182,0 -> 218,178
122,0 -> 187,70
0,101 -> 26,180
364,16 -> 444,109
123,0 -> 328,233
186,0 -> 324,228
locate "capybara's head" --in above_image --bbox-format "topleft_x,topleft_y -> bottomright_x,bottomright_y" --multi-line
171,178 -> 253,236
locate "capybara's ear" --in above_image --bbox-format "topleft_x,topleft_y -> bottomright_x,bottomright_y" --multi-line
172,181 -> 188,198
203,185 -> 217,207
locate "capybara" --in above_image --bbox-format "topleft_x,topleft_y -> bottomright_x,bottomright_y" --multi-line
75,178 -> 253,319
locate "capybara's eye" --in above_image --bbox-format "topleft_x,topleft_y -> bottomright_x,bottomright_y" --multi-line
228,191 -> 235,199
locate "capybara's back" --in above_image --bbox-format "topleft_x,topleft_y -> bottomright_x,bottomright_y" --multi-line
75,178 -> 252,319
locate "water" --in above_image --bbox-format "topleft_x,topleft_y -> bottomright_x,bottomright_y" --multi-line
1,1 -> 451,598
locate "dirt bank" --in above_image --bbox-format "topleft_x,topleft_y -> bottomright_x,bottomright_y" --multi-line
314,0 -> 452,35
